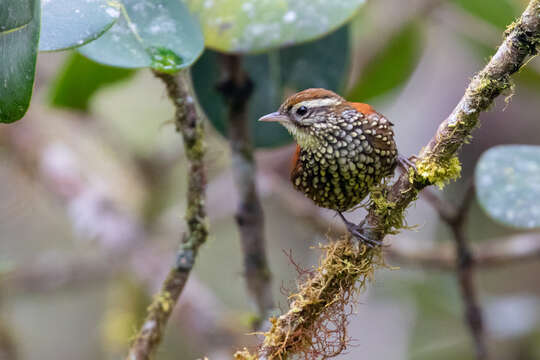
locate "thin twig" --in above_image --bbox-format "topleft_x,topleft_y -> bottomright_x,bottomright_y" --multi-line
421,187 -> 458,223
436,184 -> 488,360
248,1 -> 540,358
217,54 -> 275,326
386,233 -> 540,269
126,70 -> 208,360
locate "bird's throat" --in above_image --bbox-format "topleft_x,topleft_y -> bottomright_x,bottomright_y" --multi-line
282,122 -> 320,150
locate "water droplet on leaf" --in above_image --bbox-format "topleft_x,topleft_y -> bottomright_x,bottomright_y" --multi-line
147,46 -> 184,74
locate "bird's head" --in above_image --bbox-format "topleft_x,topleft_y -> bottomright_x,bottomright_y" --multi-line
258,88 -> 347,150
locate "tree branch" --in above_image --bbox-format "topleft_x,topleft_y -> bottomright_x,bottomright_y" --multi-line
242,1 -> 540,358
446,184 -> 488,360
365,0 -> 540,238
386,233 -> 540,269
421,187 -> 459,223
126,70 -> 208,360
217,54 -> 275,326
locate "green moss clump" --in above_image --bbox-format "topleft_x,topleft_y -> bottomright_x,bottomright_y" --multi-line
185,123 -> 206,160
369,185 -> 403,235
153,291 -> 173,314
414,156 -> 462,189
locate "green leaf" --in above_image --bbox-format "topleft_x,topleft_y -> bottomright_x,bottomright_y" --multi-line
78,0 -> 203,73
186,0 -> 364,53
475,145 -> 540,229
192,25 -> 350,148
39,0 -> 119,51
49,52 -> 135,111
452,0 -> 520,29
0,0 -> 40,123
0,0 -> 34,33
347,22 -> 423,103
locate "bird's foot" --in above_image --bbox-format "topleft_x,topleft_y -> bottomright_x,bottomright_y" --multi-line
398,155 -> 418,173
337,212 -> 383,248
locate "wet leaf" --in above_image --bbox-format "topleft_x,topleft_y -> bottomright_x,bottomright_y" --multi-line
78,0 -> 203,72
0,0 -> 34,33
186,0 -> 364,53
39,0 -> 119,51
475,145 -> 540,229
347,22 -> 423,102
192,25 -> 349,148
0,0 -> 40,123
49,52 -> 135,111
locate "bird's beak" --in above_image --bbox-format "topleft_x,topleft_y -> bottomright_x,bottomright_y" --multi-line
258,112 -> 290,123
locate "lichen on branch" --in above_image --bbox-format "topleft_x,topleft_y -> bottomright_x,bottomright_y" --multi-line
414,155 -> 462,189
125,69 -> 208,360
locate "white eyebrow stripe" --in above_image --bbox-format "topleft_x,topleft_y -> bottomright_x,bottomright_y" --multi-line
295,98 -> 341,109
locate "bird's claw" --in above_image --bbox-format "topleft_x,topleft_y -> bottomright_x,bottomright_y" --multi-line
398,155 -> 418,173
347,227 -> 384,249
337,212 -> 384,249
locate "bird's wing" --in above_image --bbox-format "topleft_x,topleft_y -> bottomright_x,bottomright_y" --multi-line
350,102 -> 396,151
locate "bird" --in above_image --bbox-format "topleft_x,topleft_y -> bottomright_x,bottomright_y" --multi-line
259,88 -> 407,246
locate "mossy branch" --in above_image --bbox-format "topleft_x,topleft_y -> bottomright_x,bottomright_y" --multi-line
125,70 -> 208,360
237,1 -> 540,358
263,240 -> 383,359
366,0 -> 540,238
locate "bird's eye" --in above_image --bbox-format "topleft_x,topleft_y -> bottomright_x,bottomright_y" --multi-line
296,106 -> 308,116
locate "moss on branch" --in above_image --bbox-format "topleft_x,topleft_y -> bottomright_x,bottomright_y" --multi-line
235,238 -> 384,360
125,70 -> 208,360
414,155 -> 462,189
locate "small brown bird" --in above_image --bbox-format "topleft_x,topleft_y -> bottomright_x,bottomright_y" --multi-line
259,88 -> 403,245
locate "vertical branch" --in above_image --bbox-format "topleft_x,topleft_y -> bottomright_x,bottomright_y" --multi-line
125,70 -> 208,360
451,186 -> 488,360
425,184 -> 488,360
217,54 -> 275,324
